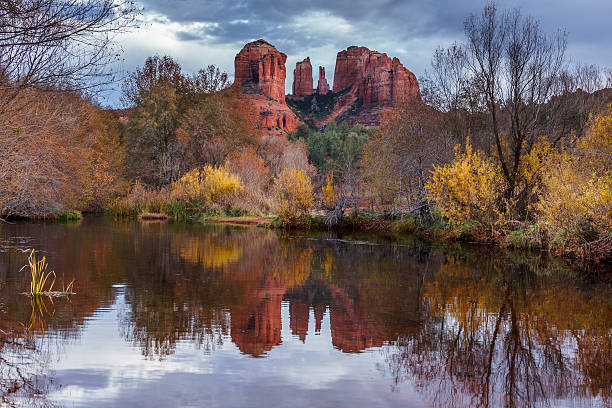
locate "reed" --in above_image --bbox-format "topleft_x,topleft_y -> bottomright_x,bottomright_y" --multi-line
60,278 -> 75,295
20,249 -> 55,296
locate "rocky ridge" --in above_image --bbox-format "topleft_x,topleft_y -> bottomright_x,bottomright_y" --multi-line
233,40 -> 421,133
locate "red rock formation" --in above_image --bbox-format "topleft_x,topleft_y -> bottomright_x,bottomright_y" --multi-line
247,93 -> 299,131
333,46 -> 370,93
333,46 -> 420,107
235,39 -> 287,103
292,57 -> 314,97
316,66 -> 330,95
234,39 -> 299,133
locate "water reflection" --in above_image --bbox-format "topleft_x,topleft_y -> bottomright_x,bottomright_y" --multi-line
0,218 -> 610,407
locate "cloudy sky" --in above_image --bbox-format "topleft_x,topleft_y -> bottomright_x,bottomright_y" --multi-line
102,0 -> 612,107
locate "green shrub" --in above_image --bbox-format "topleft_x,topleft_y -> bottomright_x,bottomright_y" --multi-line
505,223 -> 543,250
200,205 -> 225,219
227,207 -> 249,217
162,200 -> 199,221
58,209 -> 82,221
392,216 -> 419,233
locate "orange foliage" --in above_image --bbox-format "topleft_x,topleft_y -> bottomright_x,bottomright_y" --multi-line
225,147 -> 269,192
0,89 -> 125,217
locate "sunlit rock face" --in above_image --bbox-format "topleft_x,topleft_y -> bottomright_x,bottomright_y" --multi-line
333,46 -> 420,106
235,39 -> 287,103
234,39 -> 299,132
292,57 -> 314,97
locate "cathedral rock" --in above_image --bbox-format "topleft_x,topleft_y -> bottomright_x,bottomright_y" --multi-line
235,39 -> 287,102
234,40 -> 421,132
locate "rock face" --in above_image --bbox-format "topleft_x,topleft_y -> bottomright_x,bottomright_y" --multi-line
234,39 -> 299,132
316,66 -> 330,95
333,46 -> 420,106
292,57 -> 314,97
235,39 -> 287,103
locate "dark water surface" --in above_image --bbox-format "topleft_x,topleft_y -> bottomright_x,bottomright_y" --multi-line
0,217 -> 610,407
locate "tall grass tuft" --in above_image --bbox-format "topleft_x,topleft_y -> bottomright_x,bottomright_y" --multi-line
20,249 -> 55,296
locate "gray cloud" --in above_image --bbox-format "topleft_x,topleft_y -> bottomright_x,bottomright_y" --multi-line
100,0 -> 612,107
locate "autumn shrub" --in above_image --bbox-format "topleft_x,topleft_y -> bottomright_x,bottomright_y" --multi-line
274,168 -> 314,225
426,139 -> 503,229
225,147 -> 269,192
0,89 -> 125,217
107,182 -> 169,217
537,152 -> 611,237
530,106 -> 611,258
224,147 -> 275,215
170,165 -> 243,207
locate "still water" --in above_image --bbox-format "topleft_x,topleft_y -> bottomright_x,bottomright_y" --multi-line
0,217 -> 610,407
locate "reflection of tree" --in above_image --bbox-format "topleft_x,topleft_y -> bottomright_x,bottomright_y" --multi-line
385,254 -> 612,407
2,219 -> 610,408
0,299 -> 59,407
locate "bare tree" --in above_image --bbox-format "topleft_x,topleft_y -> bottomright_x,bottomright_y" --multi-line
0,0 -> 138,111
460,3 -> 567,215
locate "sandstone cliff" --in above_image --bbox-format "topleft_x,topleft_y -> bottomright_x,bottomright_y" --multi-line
235,39 -> 287,103
333,46 -> 420,106
234,39 -> 299,132
288,46 -> 420,129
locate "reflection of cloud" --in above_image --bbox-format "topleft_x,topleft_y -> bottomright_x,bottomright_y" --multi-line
49,292 -> 216,405
47,289 -> 417,407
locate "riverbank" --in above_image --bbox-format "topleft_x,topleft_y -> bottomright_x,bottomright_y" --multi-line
201,216 -> 274,226
270,213 -> 612,264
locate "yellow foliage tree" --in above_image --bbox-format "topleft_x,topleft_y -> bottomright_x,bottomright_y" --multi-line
321,172 -> 338,207
576,104 -> 612,173
171,165 -> 243,206
537,105 -> 612,237
426,139 -> 503,227
274,168 -> 314,224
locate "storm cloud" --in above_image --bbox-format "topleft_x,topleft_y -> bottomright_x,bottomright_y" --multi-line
104,0 -> 612,106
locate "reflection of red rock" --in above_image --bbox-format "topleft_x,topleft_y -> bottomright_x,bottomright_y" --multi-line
292,57 -> 314,97
327,286 -> 384,353
333,46 -> 420,106
234,39 -> 299,133
289,302 -> 309,342
230,274 -> 387,355
313,304 -> 326,333
230,285 -> 284,357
